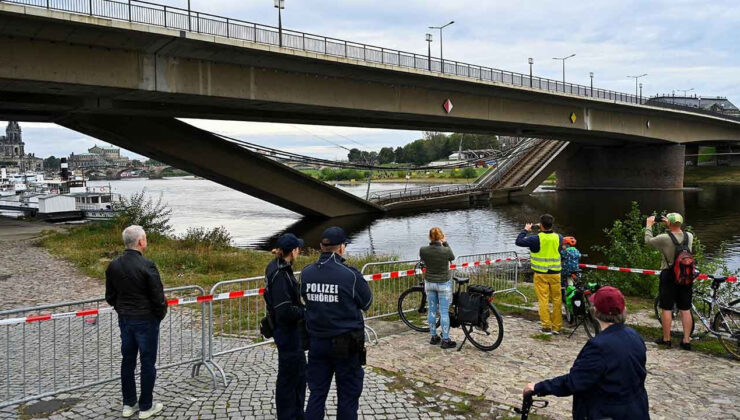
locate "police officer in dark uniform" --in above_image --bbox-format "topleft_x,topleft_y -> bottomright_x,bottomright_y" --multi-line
301,227 -> 373,420
264,233 -> 306,420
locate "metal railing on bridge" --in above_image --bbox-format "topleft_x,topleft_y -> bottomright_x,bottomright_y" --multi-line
3,0 -> 740,122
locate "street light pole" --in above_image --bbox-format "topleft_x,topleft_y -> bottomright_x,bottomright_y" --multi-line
627,73 -> 647,99
639,83 -> 643,102
677,88 -> 694,97
187,0 -> 191,31
429,21 -> 454,73
426,33 -> 433,71
528,58 -> 533,87
589,72 -> 594,96
552,53 -> 576,89
274,0 -> 285,48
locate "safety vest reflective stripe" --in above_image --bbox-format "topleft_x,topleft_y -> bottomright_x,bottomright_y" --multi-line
531,232 -> 562,273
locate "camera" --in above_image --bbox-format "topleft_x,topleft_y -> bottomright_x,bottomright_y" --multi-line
530,224 -> 540,230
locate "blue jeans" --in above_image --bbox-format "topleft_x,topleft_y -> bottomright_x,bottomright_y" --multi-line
305,335 -> 364,420
273,326 -> 306,420
425,280 -> 452,340
118,317 -> 160,411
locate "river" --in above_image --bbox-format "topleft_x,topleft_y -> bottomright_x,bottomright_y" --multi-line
88,178 -> 740,269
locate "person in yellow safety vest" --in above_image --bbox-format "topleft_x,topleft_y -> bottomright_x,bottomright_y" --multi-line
515,214 -> 564,335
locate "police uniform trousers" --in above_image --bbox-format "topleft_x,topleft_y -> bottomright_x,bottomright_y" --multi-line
305,336 -> 364,420
273,326 -> 307,420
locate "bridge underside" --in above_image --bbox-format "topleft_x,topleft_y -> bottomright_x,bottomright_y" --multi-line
58,115 -> 384,217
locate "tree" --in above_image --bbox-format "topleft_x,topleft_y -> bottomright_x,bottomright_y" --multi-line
347,148 -> 362,162
461,167 -> 477,180
378,147 -> 395,164
394,147 -> 405,163
43,156 -> 60,171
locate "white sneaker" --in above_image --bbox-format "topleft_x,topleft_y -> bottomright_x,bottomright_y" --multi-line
139,403 -> 164,419
122,404 -> 139,418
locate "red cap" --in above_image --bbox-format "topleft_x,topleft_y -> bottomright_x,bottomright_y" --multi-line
589,286 -> 625,316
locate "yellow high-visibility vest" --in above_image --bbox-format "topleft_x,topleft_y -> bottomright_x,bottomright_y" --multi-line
530,232 -> 562,273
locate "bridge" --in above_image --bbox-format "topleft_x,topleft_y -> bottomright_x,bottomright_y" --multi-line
2,0 -> 740,217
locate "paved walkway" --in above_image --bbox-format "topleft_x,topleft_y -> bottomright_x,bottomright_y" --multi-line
369,315 -> 740,420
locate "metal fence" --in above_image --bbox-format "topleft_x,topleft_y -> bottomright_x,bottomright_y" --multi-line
453,252 -> 526,301
360,260 -> 423,320
3,0 -> 740,122
0,285 -> 211,409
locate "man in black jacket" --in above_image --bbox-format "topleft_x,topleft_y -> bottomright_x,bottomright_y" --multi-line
105,225 -> 167,419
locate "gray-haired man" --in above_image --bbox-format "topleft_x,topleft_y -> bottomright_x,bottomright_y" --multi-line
105,225 -> 167,419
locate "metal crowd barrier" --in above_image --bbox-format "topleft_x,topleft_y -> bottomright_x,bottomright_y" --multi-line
0,286 -> 212,409
360,259 -> 422,320
454,251 -> 527,301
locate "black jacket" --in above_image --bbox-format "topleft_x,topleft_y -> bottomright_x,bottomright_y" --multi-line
264,257 -> 304,328
105,249 -> 167,320
534,323 -> 649,420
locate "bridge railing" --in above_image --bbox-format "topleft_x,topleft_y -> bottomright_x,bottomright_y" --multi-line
368,183 -> 483,205
4,0 -> 740,122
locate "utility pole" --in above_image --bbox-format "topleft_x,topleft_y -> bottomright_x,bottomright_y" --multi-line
429,21 -> 454,73
552,54 -> 576,89
627,73 -> 647,99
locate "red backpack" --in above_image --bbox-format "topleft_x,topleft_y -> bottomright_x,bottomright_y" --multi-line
668,232 -> 697,286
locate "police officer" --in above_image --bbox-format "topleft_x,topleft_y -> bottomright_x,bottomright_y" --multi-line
264,233 -> 306,419
301,227 -> 373,420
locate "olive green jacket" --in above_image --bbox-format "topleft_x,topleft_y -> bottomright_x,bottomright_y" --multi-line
419,242 -> 455,283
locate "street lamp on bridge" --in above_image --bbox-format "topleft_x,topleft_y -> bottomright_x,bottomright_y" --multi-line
627,73 -> 647,100
677,88 -> 694,97
426,33 -> 433,71
589,72 -> 594,96
429,20 -> 454,73
552,53 -> 576,87
274,0 -> 285,48
528,58 -> 533,87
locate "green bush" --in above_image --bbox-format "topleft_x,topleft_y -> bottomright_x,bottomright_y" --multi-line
180,226 -> 233,250
112,190 -> 172,235
461,167 -> 477,179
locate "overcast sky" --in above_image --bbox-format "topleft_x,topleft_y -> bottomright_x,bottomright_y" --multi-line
4,0 -> 738,160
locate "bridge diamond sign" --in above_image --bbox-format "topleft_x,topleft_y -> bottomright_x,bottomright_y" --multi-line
442,99 -> 454,114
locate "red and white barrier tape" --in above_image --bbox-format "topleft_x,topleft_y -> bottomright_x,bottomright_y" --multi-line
363,256 -> 519,282
578,263 -> 737,282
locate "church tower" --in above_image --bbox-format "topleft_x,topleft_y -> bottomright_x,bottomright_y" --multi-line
5,121 -> 23,156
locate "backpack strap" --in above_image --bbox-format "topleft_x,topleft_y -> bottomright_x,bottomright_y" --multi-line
667,231 -> 680,247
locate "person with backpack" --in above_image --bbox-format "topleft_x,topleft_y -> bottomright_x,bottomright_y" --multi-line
645,212 -> 695,350
264,233 -> 307,419
560,236 -> 581,287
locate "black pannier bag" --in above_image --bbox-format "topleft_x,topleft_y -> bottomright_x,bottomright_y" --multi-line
457,285 -> 494,325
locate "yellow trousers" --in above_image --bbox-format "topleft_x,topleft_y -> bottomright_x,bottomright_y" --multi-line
533,272 -> 562,331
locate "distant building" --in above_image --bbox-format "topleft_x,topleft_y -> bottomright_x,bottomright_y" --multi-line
69,144 -> 130,169
648,95 -> 740,117
0,121 -> 44,172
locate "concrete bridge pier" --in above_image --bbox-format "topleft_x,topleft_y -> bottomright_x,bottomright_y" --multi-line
556,144 -> 685,190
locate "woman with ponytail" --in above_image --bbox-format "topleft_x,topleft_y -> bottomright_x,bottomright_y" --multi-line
264,233 -> 306,419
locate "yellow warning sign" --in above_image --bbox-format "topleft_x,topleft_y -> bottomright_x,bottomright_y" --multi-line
569,112 -> 577,124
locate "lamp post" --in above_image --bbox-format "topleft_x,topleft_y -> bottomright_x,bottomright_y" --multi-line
639,82 -> 643,102
677,88 -> 694,97
274,0 -> 285,48
627,73 -> 647,99
187,0 -> 191,31
552,53 -> 576,89
429,20 -> 454,73
426,33 -> 433,71
528,58 -> 533,87
589,72 -> 594,96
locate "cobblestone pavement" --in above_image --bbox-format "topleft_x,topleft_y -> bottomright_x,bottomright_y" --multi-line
0,231 -> 104,311
1,341 -> 506,420
368,314 -> 740,420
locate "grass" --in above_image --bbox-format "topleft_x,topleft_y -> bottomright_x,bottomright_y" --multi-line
628,323 -> 731,358
530,333 -> 553,341
625,296 -> 654,313
684,166 -> 740,184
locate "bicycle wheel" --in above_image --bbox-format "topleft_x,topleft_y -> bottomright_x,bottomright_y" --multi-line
713,306 -> 740,360
462,302 -> 504,351
581,309 -> 601,339
397,286 -> 434,333
654,297 -> 695,338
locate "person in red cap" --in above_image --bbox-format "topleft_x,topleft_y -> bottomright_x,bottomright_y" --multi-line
522,286 -> 649,420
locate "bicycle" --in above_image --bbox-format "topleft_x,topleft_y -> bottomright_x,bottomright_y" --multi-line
563,270 -> 601,339
514,392 -> 548,420
396,263 -> 505,351
654,274 -> 740,359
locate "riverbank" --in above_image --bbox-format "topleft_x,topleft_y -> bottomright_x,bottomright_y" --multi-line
38,222 -> 390,291
684,166 -> 740,184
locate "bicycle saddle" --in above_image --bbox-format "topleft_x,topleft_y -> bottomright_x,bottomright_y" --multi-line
711,275 -> 728,288
453,276 -> 470,284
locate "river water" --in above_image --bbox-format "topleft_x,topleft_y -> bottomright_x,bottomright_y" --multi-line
88,178 -> 740,269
